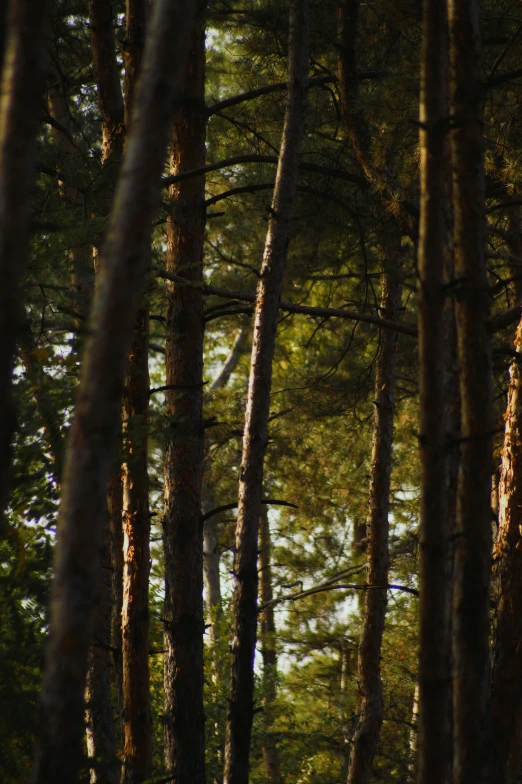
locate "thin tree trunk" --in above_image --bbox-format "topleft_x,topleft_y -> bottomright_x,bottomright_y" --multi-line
447,2 -> 493,783
121,306 -> 152,784
203,325 -> 249,640
120,2 -> 153,780
223,2 -> 309,780
85,524 -> 119,784
163,16 -> 207,784
259,505 -> 282,784
416,2 -> 451,783
0,0 -> 50,517
346,270 -> 400,784
31,3 -> 197,780
107,468 -> 124,747
87,3 -> 127,776
489,326 -> 522,784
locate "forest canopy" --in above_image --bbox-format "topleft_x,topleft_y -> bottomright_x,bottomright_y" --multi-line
1,0 -> 521,783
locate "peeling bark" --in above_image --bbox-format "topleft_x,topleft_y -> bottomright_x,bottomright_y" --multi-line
490,323 -> 522,784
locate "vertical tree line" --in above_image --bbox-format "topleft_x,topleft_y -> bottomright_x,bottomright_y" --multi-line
2,0 -> 522,782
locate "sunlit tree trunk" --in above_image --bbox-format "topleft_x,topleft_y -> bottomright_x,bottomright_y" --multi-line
0,0 -> 50,517
223,1 -> 309,778
490,323 -> 522,783
31,2 -> 197,780
346,268 -> 400,784
86,2 -> 126,776
163,16 -> 207,784
448,1 -> 493,782
416,2 -> 452,783
120,2 -> 153,781
259,505 -> 282,784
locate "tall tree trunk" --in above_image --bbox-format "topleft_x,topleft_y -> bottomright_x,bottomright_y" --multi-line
416,2 -> 452,783
447,2 -> 493,783
107,468 -> 124,748
259,505 -> 282,784
223,1 -> 309,780
489,324 -> 522,783
85,524 -> 119,784
121,306 -> 152,784
0,0 -> 50,517
162,16 -> 207,784
203,325 -> 250,641
86,2 -> 127,776
120,2 -> 153,781
31,3 -> 197,780
346,269 -> 400,784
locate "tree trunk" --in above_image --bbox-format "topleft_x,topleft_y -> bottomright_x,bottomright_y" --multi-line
259,505 -> 282,784
416,2 -> 452,783
162,17 -> 207,784
447,2 -> 493,783
31,2 -> 197,780
0,0 -> 50,517
223,1 -> 309,780
121,307 -> 152,784
107,468 -> 124,748
120,2 -> 153,781
85,522 -> 119,784
203,325 -> 250,640
490,325 -> 522,784
87,2 -> 127,775
346,270 -> 400,784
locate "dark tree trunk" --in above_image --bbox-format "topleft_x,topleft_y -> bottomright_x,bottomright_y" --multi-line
346,270 -> 400,784
107,468 -> 124,747
259,505 -> 282,784
490,326 -> 522,784
85,523 -> 119,784
223,1 -> 309,780
31,2 -> 197,780
447,2 -> 493,783
162,17 -> 207,784
0,0 -> 50,517
121,307 -> 152,784
87,1 -> 127,774
120,2 -> 153,781
416,2 -> 452,783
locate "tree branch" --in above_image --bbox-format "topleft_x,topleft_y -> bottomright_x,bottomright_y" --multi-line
155,269 -> 418,337
201,498 -> 298,523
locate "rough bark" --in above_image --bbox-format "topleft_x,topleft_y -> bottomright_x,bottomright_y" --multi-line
87,2 -> 127,773
259,505 -> 282,784
223,1 -> 309,780
490,324 -> 522,784
31,2 -> 197,780
121,307 -> 152,784
346,270 -> 400,784
87,0 -> 125,168
85,523 -> 119,784
0,0 -> 50,517
448,2 -> 493,782
120,2 -> 153,781
162,17 -> 207,784
107,468 -> 124,747
416,2 -> 452,783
